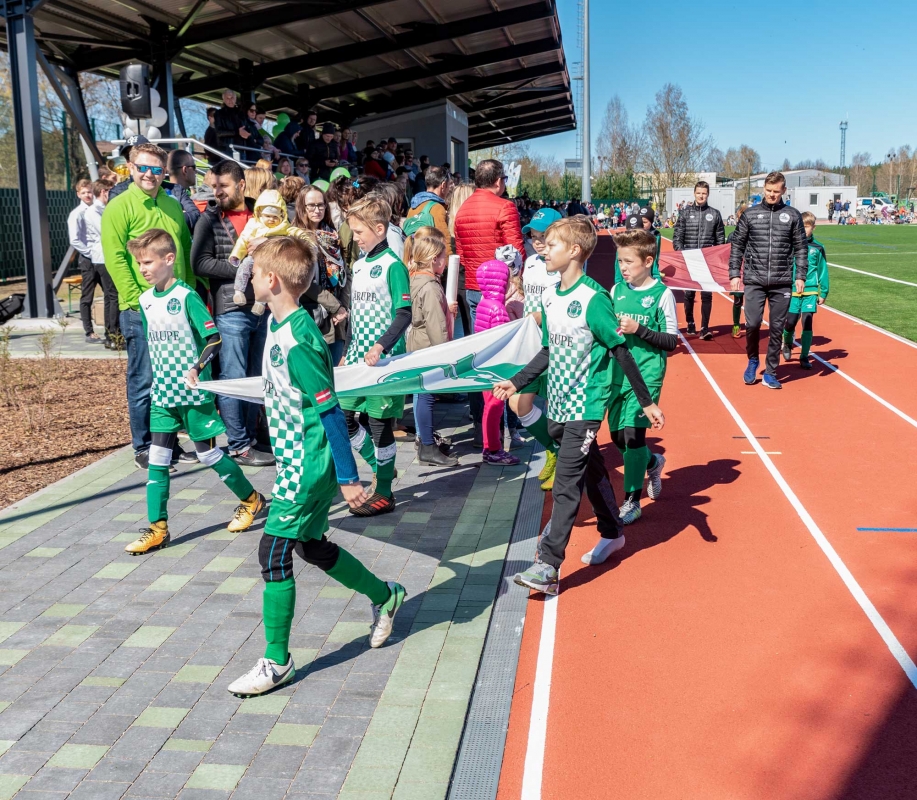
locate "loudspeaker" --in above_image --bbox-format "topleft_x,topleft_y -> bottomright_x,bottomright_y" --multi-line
119,63 -> 151,119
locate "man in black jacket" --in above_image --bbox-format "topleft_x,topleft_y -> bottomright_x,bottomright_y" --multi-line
673,180 -> 725,339
309,123 -> 340,182
728,171 -> 808,389
213,90 -> 251,160
191,159 -> 274,466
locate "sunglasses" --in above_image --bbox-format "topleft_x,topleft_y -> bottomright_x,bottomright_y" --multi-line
135,165 -> 164,175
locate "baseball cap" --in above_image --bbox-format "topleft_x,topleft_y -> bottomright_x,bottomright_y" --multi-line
521,207 -> 562,234
637,206 -> 655,222
119,133 -> 149,159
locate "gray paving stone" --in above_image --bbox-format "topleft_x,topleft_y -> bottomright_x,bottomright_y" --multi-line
230,774 -> 291,799
127,769 -> 189,797
88,758 -> 150,783
202,732 -> 264,765
69,712 -> 134,745
68,779 -> 131,800
107,726 -> 172,760
23,765 -> 88,792
0,748 -> 50,775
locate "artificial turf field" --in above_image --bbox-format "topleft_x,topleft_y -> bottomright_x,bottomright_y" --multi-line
659,224 -> 917,342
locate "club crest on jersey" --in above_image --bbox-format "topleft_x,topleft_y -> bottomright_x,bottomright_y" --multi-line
566,300 -> 582,318
779,213 -> 790,222
370,265 -> 383,278
166,298 -> 181,315
641,295 -> 656,308
269,344 -> 284,367
705,213 -> 713,221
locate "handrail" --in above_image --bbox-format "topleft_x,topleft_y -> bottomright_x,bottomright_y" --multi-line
110,136 -> 304,167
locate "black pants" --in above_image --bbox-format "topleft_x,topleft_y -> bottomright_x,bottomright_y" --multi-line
743,284 -> 791,376
784,310 -> 814,335
94,263 -> 120,337
78,256 -> 100,336
259,533 -> 339,582
683,290 -> 712,330
538,419 -> 622,569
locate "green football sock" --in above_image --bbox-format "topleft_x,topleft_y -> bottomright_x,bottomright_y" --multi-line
350,426 -> 377,471
210,451 -> 255,500
263,577 -> 296,664
732,301 -> 742,326
783,328 -> 794,346
800,330 -> 813,358
327,547 -> 390,606
374,442 -> 396,497
623,446 -> 649,494
146,464 -> 170,523
522,409 -> 558,454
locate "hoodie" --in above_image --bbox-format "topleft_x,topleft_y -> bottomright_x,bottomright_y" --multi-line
474,260 -> 511,334
406,191 -> 451,256
229,189 -> 313,264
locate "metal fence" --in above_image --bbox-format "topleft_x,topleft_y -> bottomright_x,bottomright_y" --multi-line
0,188 -> 75,282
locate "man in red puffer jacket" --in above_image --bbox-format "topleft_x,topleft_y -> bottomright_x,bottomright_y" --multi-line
453,159 -> 525,444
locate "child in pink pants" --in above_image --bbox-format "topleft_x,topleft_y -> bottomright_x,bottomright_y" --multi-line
474,259 -> 520,466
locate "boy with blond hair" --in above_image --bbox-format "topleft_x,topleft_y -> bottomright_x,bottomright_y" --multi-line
340,195 -> 412,516
228,236 -> 406,696
493,217 -> 665,595
782,211 -> 829,369
123,229 -> 264,556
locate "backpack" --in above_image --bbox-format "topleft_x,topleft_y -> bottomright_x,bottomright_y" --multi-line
402,201 -> 437,237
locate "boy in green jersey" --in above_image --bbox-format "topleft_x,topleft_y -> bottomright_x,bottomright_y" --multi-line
612,208 -> 661,284
596,229 -> 679,536
228,237 -> 406,698
340,195 -> 413,517
123,229 -> 265,556
493,218 -> 665,595
782,211 -> 829,370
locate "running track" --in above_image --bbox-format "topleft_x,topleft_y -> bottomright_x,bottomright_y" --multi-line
497,292 -> 917,800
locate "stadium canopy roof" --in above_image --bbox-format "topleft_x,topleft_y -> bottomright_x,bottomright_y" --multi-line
12,0 -> 576,150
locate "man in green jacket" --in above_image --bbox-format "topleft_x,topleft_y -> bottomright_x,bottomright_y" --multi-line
102,140 -> 194,468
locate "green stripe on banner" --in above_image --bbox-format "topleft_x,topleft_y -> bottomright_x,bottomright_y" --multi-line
198,317 -> 543,403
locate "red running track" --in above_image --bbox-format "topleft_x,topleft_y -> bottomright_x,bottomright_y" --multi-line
498,294 -> 917,800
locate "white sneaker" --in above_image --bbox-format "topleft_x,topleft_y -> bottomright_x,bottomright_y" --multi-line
646,454 -> 666,500
581,535 -> 626,565
618,499 -> 642,525
227,656 -> 294,697
369,582 -> 406,648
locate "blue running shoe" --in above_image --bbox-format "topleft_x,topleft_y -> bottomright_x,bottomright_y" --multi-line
762,373 -> 782,389
743,358 -> 760,385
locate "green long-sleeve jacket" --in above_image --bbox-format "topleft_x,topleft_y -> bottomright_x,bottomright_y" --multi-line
101,182 -> 194,311
799,235 -> 830,299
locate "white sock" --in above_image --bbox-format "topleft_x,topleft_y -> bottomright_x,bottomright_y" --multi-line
582,535 -> 626,565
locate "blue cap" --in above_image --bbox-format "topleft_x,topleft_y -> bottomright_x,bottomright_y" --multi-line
522,208 -> 562,234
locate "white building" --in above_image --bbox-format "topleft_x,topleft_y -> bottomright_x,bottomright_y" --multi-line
665,186 -> 736,221
727,169 -> 845,190
787,186 -> 858,218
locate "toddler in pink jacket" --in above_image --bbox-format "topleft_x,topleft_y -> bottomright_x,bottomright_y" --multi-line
474,260 -> 520,466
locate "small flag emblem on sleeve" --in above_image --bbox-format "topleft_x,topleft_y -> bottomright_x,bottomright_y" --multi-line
315,388 -> 332,404
402,293 -> 411,302
204,320 -> 216,331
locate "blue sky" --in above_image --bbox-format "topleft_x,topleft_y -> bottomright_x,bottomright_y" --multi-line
529,0 -> 917,169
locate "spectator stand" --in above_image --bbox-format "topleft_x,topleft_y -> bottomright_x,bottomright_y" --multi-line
2,0 -> 575,321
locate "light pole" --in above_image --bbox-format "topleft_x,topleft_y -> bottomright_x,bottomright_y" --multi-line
581,0 -> 591,203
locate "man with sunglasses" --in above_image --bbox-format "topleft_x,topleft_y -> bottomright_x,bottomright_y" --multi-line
102,141 -> 194,469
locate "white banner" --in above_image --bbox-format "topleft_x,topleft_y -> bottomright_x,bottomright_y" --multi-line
198,316 -> 542,404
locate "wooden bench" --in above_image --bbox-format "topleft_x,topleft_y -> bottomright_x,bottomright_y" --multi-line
62,275 -> 82,314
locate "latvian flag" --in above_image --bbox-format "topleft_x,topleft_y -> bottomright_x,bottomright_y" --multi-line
204,319 -> 217,331
315,388 -> 333,404
658,244 -> 737,292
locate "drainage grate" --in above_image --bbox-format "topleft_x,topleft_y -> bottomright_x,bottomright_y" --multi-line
448,444 -> 545,800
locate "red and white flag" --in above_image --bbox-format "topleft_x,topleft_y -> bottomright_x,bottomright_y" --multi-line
658,244 -> 736,292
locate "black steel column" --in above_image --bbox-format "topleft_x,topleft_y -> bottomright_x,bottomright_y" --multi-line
6,5 -> 54,318
150,20 -> 175,139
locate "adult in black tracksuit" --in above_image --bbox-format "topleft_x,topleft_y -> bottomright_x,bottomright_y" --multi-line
728,172 -> 808,388
673,180 -> 725,339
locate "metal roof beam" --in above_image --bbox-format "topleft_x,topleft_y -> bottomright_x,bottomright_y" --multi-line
173,2 -> 553,98
466,86 -> 569,114
476,97 -> 573,125
472,111 -> 574,140
470,125 -> 574,152
471,119 -> 574,146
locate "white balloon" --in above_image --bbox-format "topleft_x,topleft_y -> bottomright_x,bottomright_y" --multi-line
146,126 -> 161,140
122,127 -> 135,138
151,106 -> 168,128
149,88 -> 161,108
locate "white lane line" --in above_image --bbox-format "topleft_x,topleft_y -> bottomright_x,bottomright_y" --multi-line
821,304 -> 917,350
741,451 -> 781,455
828,262 -> 917,288
680,332 -> 917,691
521,590 -> 559,800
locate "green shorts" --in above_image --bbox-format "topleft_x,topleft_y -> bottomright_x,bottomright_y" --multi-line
338,394 -> 405,420
607,383 -> 663,431
150,401 -> 225,441
789,294 -> 819,314
265,494 -> 334,541
518,374 -> 546,396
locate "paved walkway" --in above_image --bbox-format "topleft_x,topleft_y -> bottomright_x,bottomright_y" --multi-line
0,402 -> 537,799
4,322 -> 119,360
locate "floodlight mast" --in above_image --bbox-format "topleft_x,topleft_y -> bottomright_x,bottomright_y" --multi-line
581,0 -> 591,203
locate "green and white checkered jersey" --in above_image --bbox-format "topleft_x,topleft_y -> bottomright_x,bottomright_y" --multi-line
346,247 -> 411,365
262,308 -> 338,504
140,280 -> 217,408
522,254 -> 560,315
610,279 -> 677,387
540,274 -> 625,423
